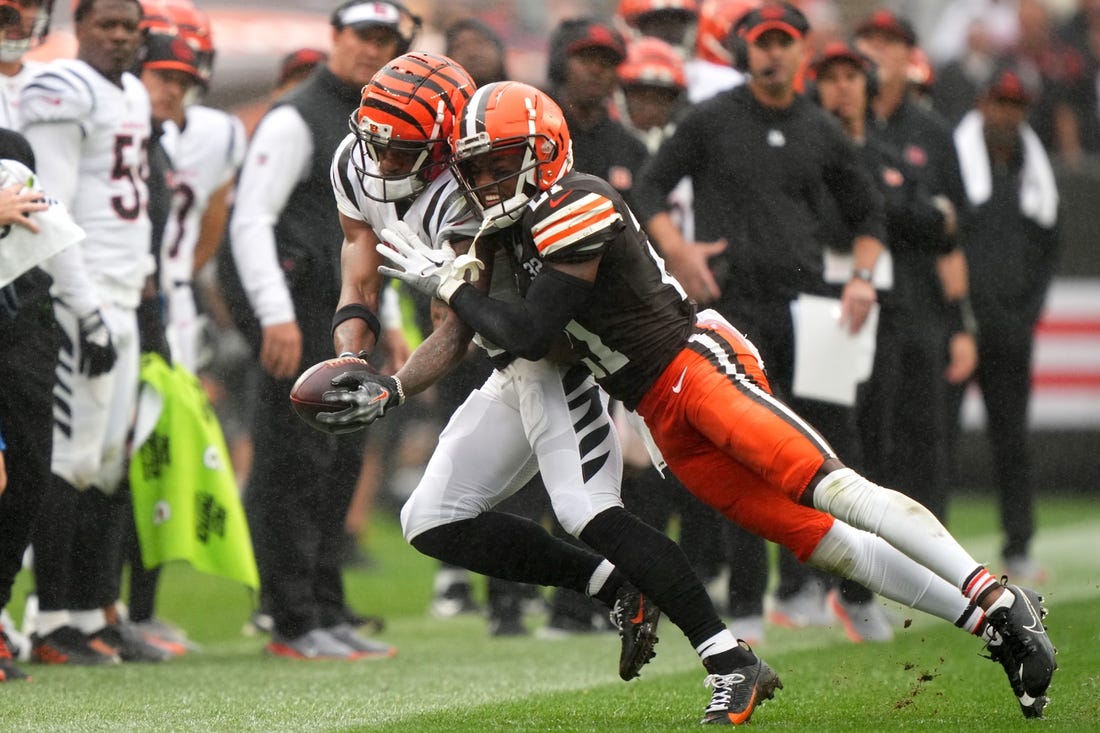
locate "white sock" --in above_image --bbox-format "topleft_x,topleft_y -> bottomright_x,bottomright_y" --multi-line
587,560 -> 615,597
813,468 -> 985,590
809,519 -> 972,624
69,609 -> 106,635
35,610 -> 71,638
985,587 -> 1017,614
696,629 -> 738,659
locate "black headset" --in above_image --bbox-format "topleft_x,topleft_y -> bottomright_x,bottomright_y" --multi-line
726,28 -> 749,73
726,2 -> 810,74
330,0 -> 423,56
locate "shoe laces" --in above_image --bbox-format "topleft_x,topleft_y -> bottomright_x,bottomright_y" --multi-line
610,589 -> 638,632
703,671 -> 748,713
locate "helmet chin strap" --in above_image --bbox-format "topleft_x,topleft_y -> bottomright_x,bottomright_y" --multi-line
482,154 -> 538,230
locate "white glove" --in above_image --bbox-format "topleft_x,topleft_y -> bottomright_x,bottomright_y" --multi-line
376,220 -> 483,304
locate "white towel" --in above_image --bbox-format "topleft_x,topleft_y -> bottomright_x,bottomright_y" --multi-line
954,109 -> 1058,228
0,159 -> 85,287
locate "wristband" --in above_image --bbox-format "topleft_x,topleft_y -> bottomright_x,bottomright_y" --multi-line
852,267 -> 873,283
331,303 -> 381,342
391,374 -> 406,405
946,297 -> 979,337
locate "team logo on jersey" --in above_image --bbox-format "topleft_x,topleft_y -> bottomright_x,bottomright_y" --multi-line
904,144 -> 927,168
608,166 -> 632,191
767,129 -> 786,147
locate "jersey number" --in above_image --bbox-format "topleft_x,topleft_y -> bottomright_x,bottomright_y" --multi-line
167,182 -> 196,258
110,134 -> 149,221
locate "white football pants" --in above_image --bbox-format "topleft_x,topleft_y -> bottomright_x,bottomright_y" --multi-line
401,358 -> 623,540
51,301 -> 140,493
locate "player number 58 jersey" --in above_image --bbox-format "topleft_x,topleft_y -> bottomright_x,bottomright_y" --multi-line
21,59 -> 153,303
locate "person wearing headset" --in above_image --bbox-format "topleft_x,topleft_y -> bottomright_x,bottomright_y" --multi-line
632,1 -> 888,641
228,0 -> 420,660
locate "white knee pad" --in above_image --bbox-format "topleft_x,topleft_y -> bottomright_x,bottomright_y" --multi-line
813,468 -> 943,544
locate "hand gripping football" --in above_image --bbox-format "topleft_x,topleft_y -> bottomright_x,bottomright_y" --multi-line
289,355 -> 375,434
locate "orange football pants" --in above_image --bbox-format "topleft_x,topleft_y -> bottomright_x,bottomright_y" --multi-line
636,311 -> 836,561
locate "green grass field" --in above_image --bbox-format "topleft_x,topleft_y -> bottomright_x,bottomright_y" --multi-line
1,494 -> 1097,732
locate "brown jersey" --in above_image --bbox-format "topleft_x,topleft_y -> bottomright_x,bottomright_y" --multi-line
496,170 -> 696,409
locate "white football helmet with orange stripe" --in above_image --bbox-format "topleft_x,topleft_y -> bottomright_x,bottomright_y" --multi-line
451,81 -> 573,230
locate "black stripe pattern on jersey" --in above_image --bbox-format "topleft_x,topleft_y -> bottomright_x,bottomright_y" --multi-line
336,137 -> 358,204
686,326 -> 835,457
418,179 -> 449,241
563,366 -> 612,483
53,327 -> 75,439
25,68 -> 98,115
365,59 -> 469,139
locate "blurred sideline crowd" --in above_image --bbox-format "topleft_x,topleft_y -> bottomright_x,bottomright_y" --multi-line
0,0 -> 1079,679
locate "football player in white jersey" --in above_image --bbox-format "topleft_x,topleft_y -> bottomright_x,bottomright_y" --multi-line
18,0 -> 165,665
327,52 -> 655,679
138,2 -> 245,372
320,55 -> 781,712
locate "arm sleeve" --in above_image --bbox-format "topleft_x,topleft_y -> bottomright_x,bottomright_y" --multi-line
20,67 -> 93,210
42,243 -> 98,316
22,117 -> 96,314
229,105 -> 311,327
448,266 -> 593,361
21,121 -> 82,210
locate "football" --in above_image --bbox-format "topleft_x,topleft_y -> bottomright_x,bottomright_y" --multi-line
290,355 -> 376,434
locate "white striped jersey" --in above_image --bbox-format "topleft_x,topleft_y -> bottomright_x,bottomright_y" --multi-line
0,59 -> 43,130
159,105 -> 246,292
21,60 -> 153,301
330,132 -> 480,250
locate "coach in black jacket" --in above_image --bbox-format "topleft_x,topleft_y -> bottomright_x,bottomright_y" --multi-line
228,0 -> 415,658
633,2 -> 886,632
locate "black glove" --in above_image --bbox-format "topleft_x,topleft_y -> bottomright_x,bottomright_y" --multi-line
317,371 -> 405,430
78,309 -> 117,377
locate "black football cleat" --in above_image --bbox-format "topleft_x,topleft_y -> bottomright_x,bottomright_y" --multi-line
701,643 -> 783,725
985,581 -> 1058,718
610,585 -> 660,681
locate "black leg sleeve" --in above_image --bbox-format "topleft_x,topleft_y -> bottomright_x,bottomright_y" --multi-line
410,512 -> 602,594
580,507 -> 725,649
